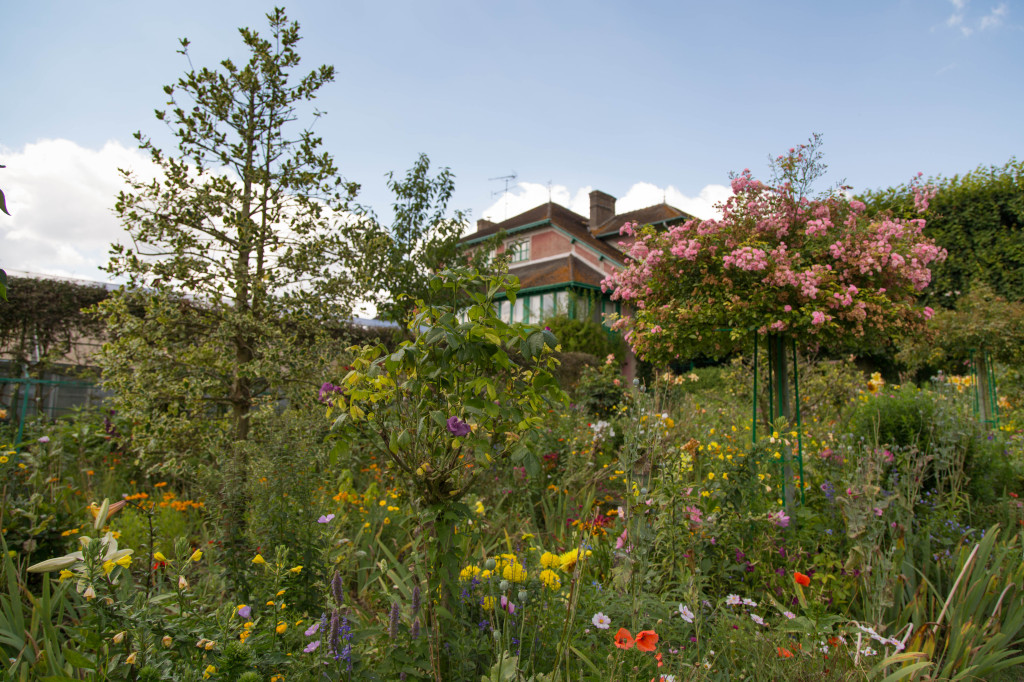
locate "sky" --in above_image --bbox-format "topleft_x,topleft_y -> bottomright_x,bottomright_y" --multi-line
2,0 -> 1022,285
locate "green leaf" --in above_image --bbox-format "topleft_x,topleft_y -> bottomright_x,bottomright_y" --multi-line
62,647 -> 96,670
0,188 -> 9,216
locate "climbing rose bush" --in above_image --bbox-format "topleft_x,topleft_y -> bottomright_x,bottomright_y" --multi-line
602,151 -> 945,363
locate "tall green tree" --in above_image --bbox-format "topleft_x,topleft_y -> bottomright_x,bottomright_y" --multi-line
95,8 -> 395,567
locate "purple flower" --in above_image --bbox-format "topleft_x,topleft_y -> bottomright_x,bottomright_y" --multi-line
304,640 -> 321,653
318,514 -> 335,524
37,436 -> 50,444
237,605 -> 252,619
446,416 -> 471,437
772,510 -> 790,528
305,622 -> 320,636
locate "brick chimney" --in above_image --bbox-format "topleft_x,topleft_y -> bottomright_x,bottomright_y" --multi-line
477,218 -> 496,233
589,190 -> 616,232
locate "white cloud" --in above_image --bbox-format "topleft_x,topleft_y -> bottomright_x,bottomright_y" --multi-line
0,138 -> 157,283
480,180 -> 730,225
980,3 -> 1008,30
945,0 -> 1008,35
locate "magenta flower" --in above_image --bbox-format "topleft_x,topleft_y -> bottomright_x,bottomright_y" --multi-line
446,416 -> 471,437
38,436 -> 50,444
318,514 -> 335,524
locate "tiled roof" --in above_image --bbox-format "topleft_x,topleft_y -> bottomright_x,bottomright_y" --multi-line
461,202 -> 588,241
506,255 -> 607,292
593,203 -> 695,239
461,201 -> 625,264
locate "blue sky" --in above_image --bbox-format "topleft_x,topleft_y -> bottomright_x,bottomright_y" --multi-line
2,0 -> 1021,283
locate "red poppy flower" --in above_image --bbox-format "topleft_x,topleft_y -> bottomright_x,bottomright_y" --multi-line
777,646 -> 793,658
614,628 -> 634,650
635,630 -> 659,652
794,571 -> 811,587
655,652 -> 663,667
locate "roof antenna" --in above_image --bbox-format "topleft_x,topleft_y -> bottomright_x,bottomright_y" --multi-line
547,180 -> 553,203
489,172 -> 518,221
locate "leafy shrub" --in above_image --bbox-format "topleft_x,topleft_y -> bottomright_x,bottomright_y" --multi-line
543,315 -> 623,361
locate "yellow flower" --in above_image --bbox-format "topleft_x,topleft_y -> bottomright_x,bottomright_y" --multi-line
480,569 -> 492,579
204,640 -> 216,650
0,456 -> 8,464
125,652 -> 138,665
289,565 -> 302,574
539,552 -> 560,569
162,635 -> 173,648
178,575 -> 188,590
275,621 -> 288,634
557,549 -> 581,573
707,472 -> 715,480
539,569 -> 561,591
189,549 -> 203,562
113,631 -> 126,644
203,664 -> 216,679
459,565 -> 481,582
276,589 -> 287,596
115,554 -> 132,568
502,562 -> 527,583
252,554 -> 266,565
83,585 -> 96,600
474,500 -> 485,515
102,560 -> 116,575
481,596 -> 496,610
59,569 -> 74,583
153,551 -> 167,562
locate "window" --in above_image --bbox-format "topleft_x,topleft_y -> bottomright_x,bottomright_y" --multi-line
508,238 -> 530,263
540,292 -> 555,321
513,297 -> 524,323
556,291 -> 568,316
499,300 -> 511,323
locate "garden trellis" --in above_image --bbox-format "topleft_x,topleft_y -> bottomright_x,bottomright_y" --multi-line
751,333 -> 805,507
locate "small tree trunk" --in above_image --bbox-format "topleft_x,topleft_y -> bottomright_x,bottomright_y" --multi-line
767,334 -> 795,512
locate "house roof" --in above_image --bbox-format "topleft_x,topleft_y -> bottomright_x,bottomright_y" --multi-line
506,255 -> 607,292
593,203 -> 695,239
461,201 -> 625,265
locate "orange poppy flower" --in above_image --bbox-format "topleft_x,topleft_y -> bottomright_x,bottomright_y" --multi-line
614,628 -> 634,650
794,571 -> 811,587
777,646 -> 793,658
635,630 -> 659,652
655,652 -> 663,667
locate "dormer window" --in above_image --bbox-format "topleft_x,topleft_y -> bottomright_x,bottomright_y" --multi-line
508,238 -> 530,263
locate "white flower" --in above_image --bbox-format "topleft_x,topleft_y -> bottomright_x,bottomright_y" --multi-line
742,598 -> 758,608
887,637 -> 905,651
783,611 -> 796,619
725,594 -> 741,606
591,612 -> 611,629
860,646 -> 877,656
678,604 -> 695,623
750,613 -> 765,626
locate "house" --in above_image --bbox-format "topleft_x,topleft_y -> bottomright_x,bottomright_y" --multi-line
459,189 -> 694,330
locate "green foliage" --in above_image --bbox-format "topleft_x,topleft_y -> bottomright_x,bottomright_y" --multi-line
860,157 -> 1024,306
357,153 -> 472,323
573,359 -> 629,418
899,282 -> 1024,371
0,276 -> 109,377
543,315 -> 623,361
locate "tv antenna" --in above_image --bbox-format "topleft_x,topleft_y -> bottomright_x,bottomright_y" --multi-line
489,172 -> 517,221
